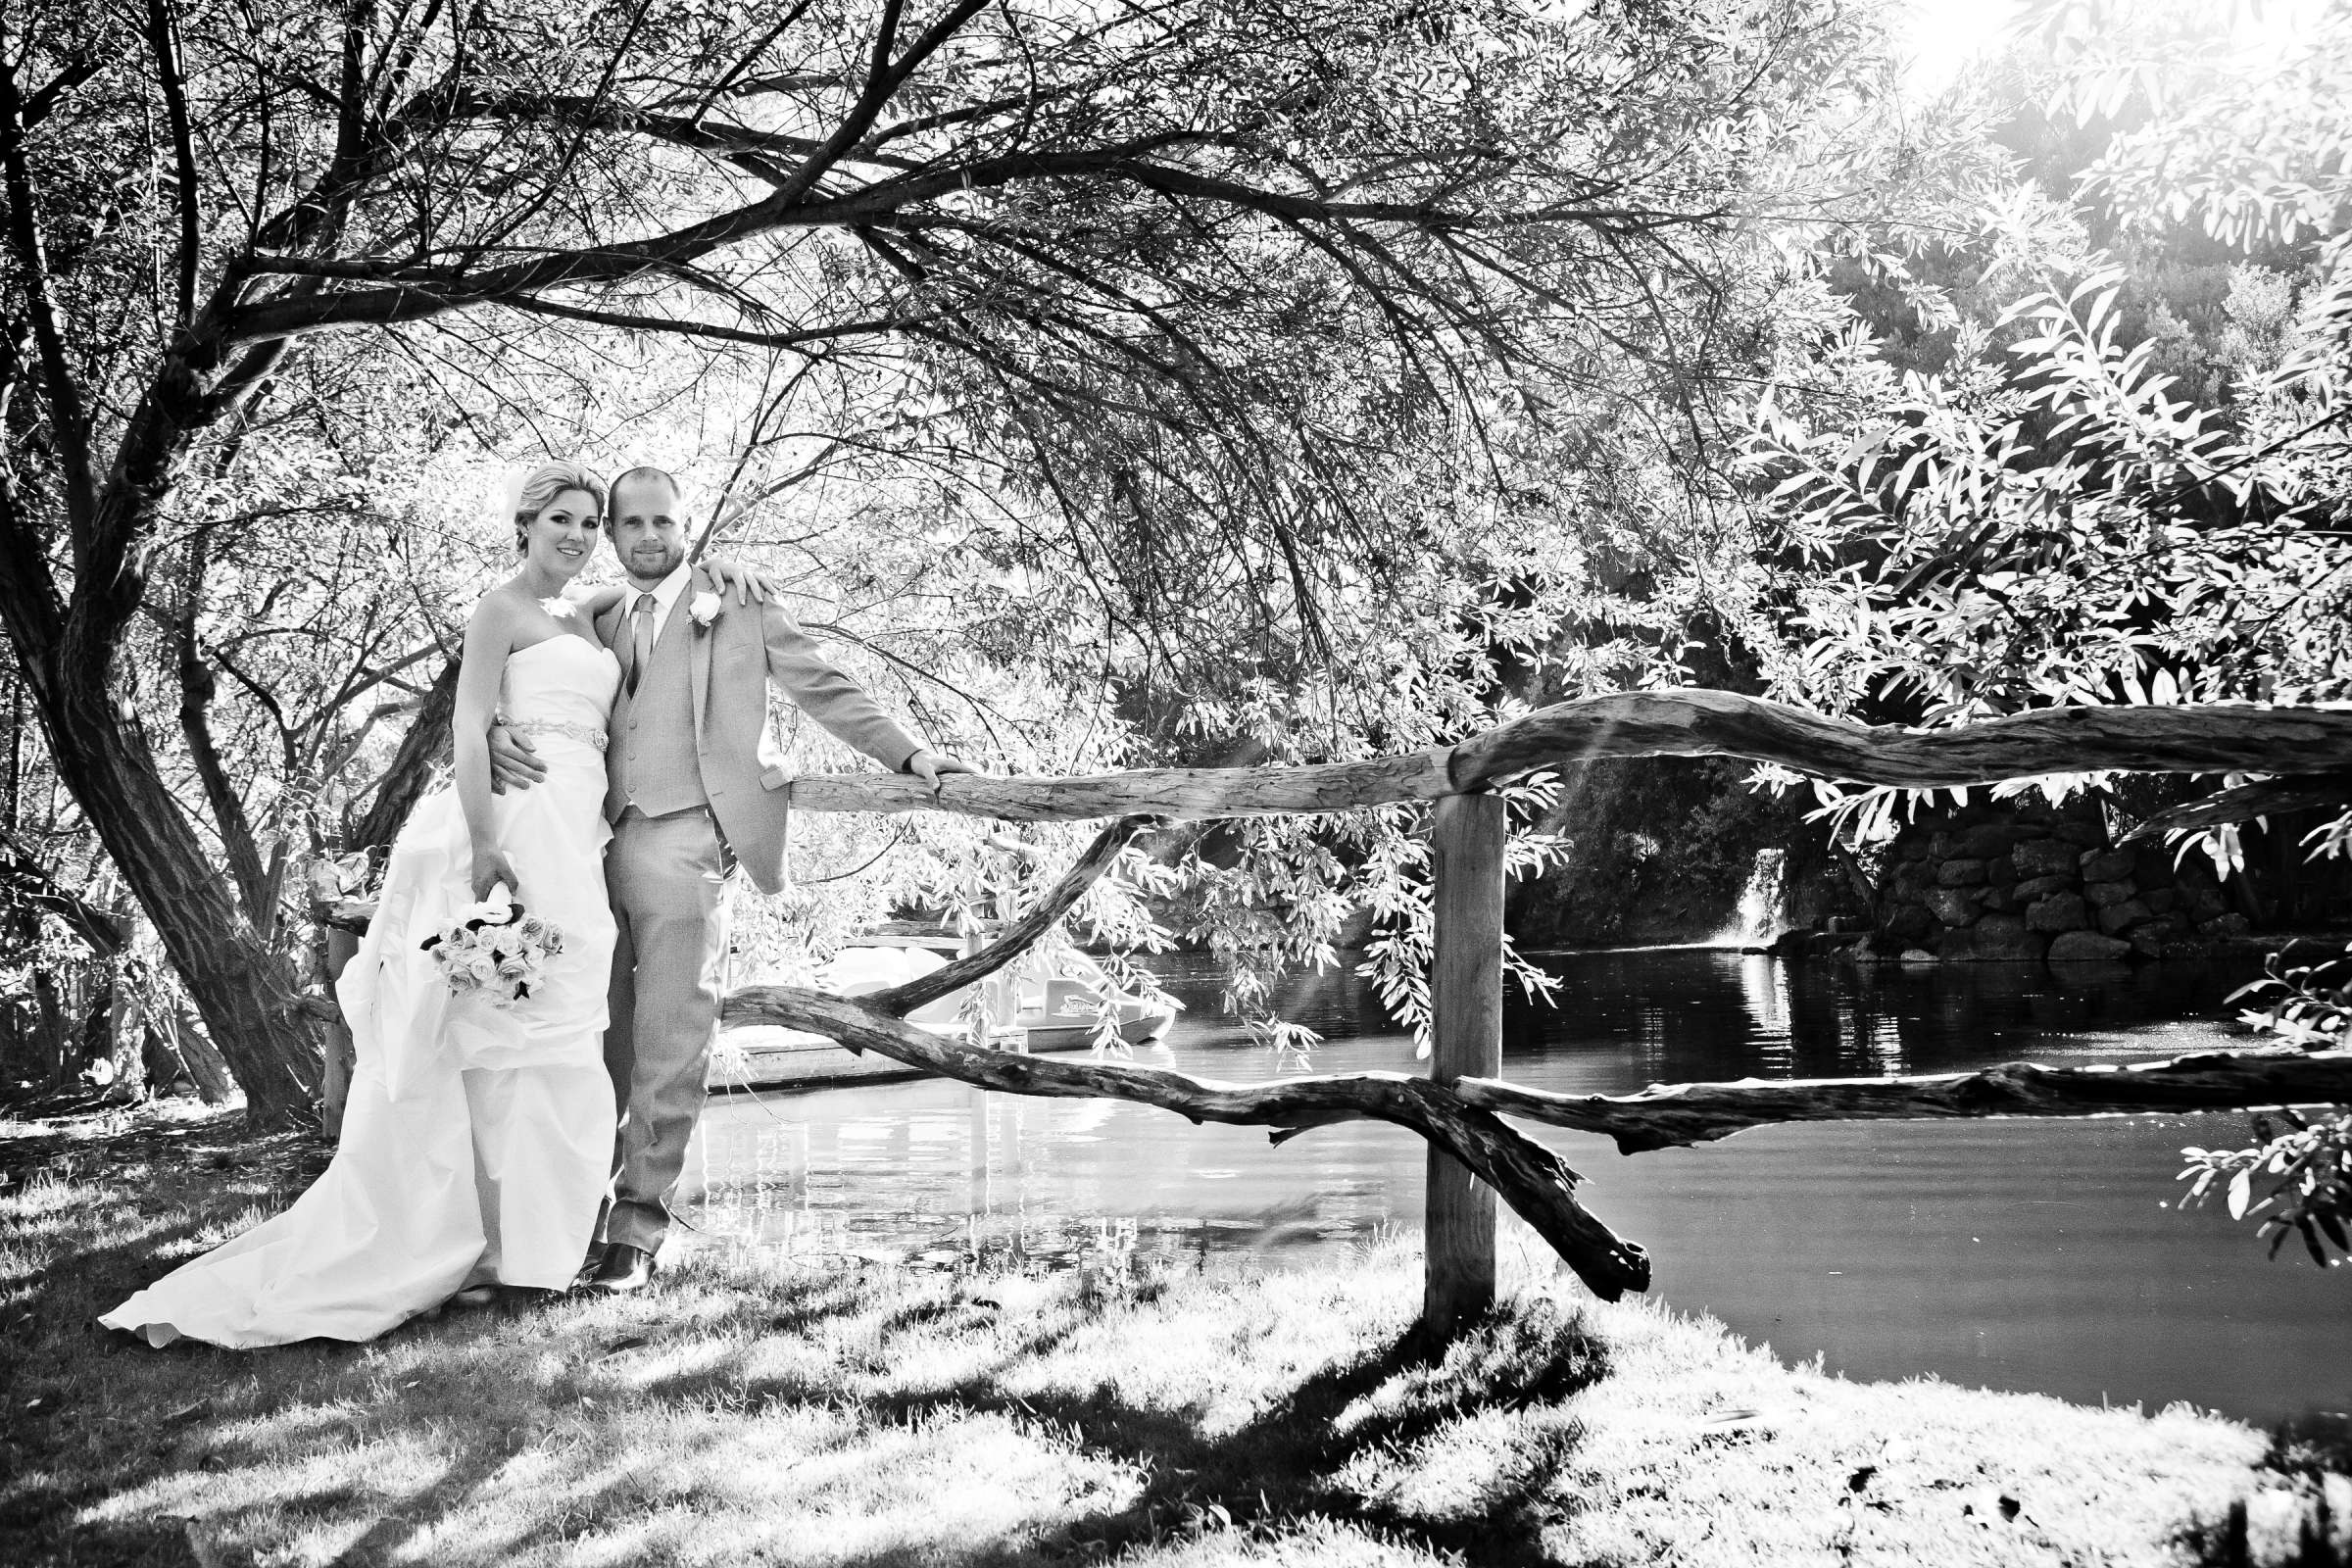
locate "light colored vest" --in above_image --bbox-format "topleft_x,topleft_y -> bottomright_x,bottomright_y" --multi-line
604,601 -> 709,819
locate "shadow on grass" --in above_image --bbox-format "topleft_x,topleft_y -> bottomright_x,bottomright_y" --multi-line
7,1095 -> 1602,1566
626,1284 -> 1609,1568
2179,1413 -> 2352,1568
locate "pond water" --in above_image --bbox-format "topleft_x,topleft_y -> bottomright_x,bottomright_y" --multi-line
677,949 -> 2351,1426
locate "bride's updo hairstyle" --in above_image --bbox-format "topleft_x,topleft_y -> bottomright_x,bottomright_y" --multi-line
513,460 -> 607,552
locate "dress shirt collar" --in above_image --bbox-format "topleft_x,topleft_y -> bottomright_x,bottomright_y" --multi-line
627,561 -> 695,638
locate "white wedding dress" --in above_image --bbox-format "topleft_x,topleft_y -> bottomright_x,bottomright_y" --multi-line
102,635 -> 622,1348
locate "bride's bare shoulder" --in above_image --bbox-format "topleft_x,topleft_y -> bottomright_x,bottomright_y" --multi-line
462,585 -> 535,650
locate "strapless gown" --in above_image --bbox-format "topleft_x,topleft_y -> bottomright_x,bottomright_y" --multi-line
101,636 -> 623,1348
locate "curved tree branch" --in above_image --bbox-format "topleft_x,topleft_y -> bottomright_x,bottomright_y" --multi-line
864,813 -> 1161,1016
140,0 -> 201,327
722,983 -> 1652,1299
2119,775 -> 2352,843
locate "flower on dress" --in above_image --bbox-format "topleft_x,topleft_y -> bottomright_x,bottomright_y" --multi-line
688,591 -> 722,630
540,596 -> 578,619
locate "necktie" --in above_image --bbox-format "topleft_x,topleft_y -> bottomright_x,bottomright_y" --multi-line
625,592 -> 657,698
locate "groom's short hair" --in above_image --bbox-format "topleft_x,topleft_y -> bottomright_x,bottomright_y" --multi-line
611,466 -> 681,514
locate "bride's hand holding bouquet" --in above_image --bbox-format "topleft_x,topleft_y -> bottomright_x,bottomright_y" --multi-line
421,852 -> 565,1007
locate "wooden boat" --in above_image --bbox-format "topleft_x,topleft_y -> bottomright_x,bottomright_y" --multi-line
707,935 -> 1178,1092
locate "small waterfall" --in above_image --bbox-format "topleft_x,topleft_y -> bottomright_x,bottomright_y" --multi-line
1716,848 -> 1789,948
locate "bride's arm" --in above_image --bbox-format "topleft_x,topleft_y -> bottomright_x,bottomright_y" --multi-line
454,597 -> 524,904
571,584 -> 628,621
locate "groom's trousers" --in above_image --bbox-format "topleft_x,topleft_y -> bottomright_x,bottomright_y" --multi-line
602,804 -> 731,1254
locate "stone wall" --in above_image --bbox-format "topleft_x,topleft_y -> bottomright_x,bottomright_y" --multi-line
1871,800 -> 2247,962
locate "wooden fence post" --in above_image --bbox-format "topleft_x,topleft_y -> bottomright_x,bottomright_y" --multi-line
321,928 -> 359,1135
1424,789 -> 1506,1337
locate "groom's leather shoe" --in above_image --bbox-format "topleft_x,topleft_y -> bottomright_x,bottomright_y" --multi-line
575,1244 -> 610,1285
587,1244 -> 657,1295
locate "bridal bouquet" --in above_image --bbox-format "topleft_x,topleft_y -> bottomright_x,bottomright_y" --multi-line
419,896 -> 564,1007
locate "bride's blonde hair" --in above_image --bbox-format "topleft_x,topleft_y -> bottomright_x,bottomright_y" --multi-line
513,461 -> 607,551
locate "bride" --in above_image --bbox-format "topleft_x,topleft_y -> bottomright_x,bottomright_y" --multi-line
102,461 -> 766,1348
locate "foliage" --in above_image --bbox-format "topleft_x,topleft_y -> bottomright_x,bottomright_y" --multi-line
2178,949 -> 2352,1267
1731,0 -> 2352,852
0,0 -> 1946,1102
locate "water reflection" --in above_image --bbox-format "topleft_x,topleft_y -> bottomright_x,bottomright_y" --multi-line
678,949 -> 2348,1424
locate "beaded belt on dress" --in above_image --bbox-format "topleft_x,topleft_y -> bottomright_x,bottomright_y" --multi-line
501,716 -> 608,752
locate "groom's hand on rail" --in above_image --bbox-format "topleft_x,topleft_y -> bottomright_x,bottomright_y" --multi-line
488,727 -> 547,795
904,750 -> 977,799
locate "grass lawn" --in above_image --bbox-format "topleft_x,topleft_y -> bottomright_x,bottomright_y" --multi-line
3,1097 -> 2345,1568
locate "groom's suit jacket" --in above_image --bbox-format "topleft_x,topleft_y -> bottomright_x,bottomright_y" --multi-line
595,564 -> 919,896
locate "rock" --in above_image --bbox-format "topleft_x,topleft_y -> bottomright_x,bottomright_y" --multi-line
2199,912 -> 2253,940
1979,885 -> 2016,913
1936,926 -> 1979,959
1961,823 -> 2017,858
2048,930 -> 2132,962
2097,898 -> 2153,935
2128,917 -> 2198,958
1894,837 -> 1932,862
2078,848 -> 2136,881
1924,887 -> 1983,926
2051,818 -> 2108,848
1882,905 -> 1935,944
1972,914 -> 2046,960
1985,855 -> 2016,886
2012,874 -> 2074,904
2130,843 -> 2177,887
1937,858 -> 1988,888
2182,886 -> 2229,922
1927,832 -> 1959,860
2142,887 -> 2178,915
1888,862 -> 1936,900
2012,839 -> 2078,878
1899,948 -> 1938,964
2025,893 -> 2089,933
2083,878 -> 2138,907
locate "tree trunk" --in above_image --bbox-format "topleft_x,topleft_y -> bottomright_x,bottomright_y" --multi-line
33,666 -> 321,1121
164,1003 -> 239,1105
348,657 -> 459,854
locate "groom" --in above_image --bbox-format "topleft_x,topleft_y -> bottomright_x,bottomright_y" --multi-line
493,465 -> 969,1293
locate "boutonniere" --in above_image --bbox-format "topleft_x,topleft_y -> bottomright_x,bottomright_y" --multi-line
688,591 -> 722,633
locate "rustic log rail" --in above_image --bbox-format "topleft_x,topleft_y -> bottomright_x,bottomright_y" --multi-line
781,690 -> 2352,821
328,689 -> 2352,1334
1455,1051 -> 2352,1154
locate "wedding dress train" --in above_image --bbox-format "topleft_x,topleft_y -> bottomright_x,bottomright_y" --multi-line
101,635 -> 622,1348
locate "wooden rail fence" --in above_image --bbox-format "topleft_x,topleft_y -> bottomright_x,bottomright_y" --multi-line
748,690 -> 2352,1335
